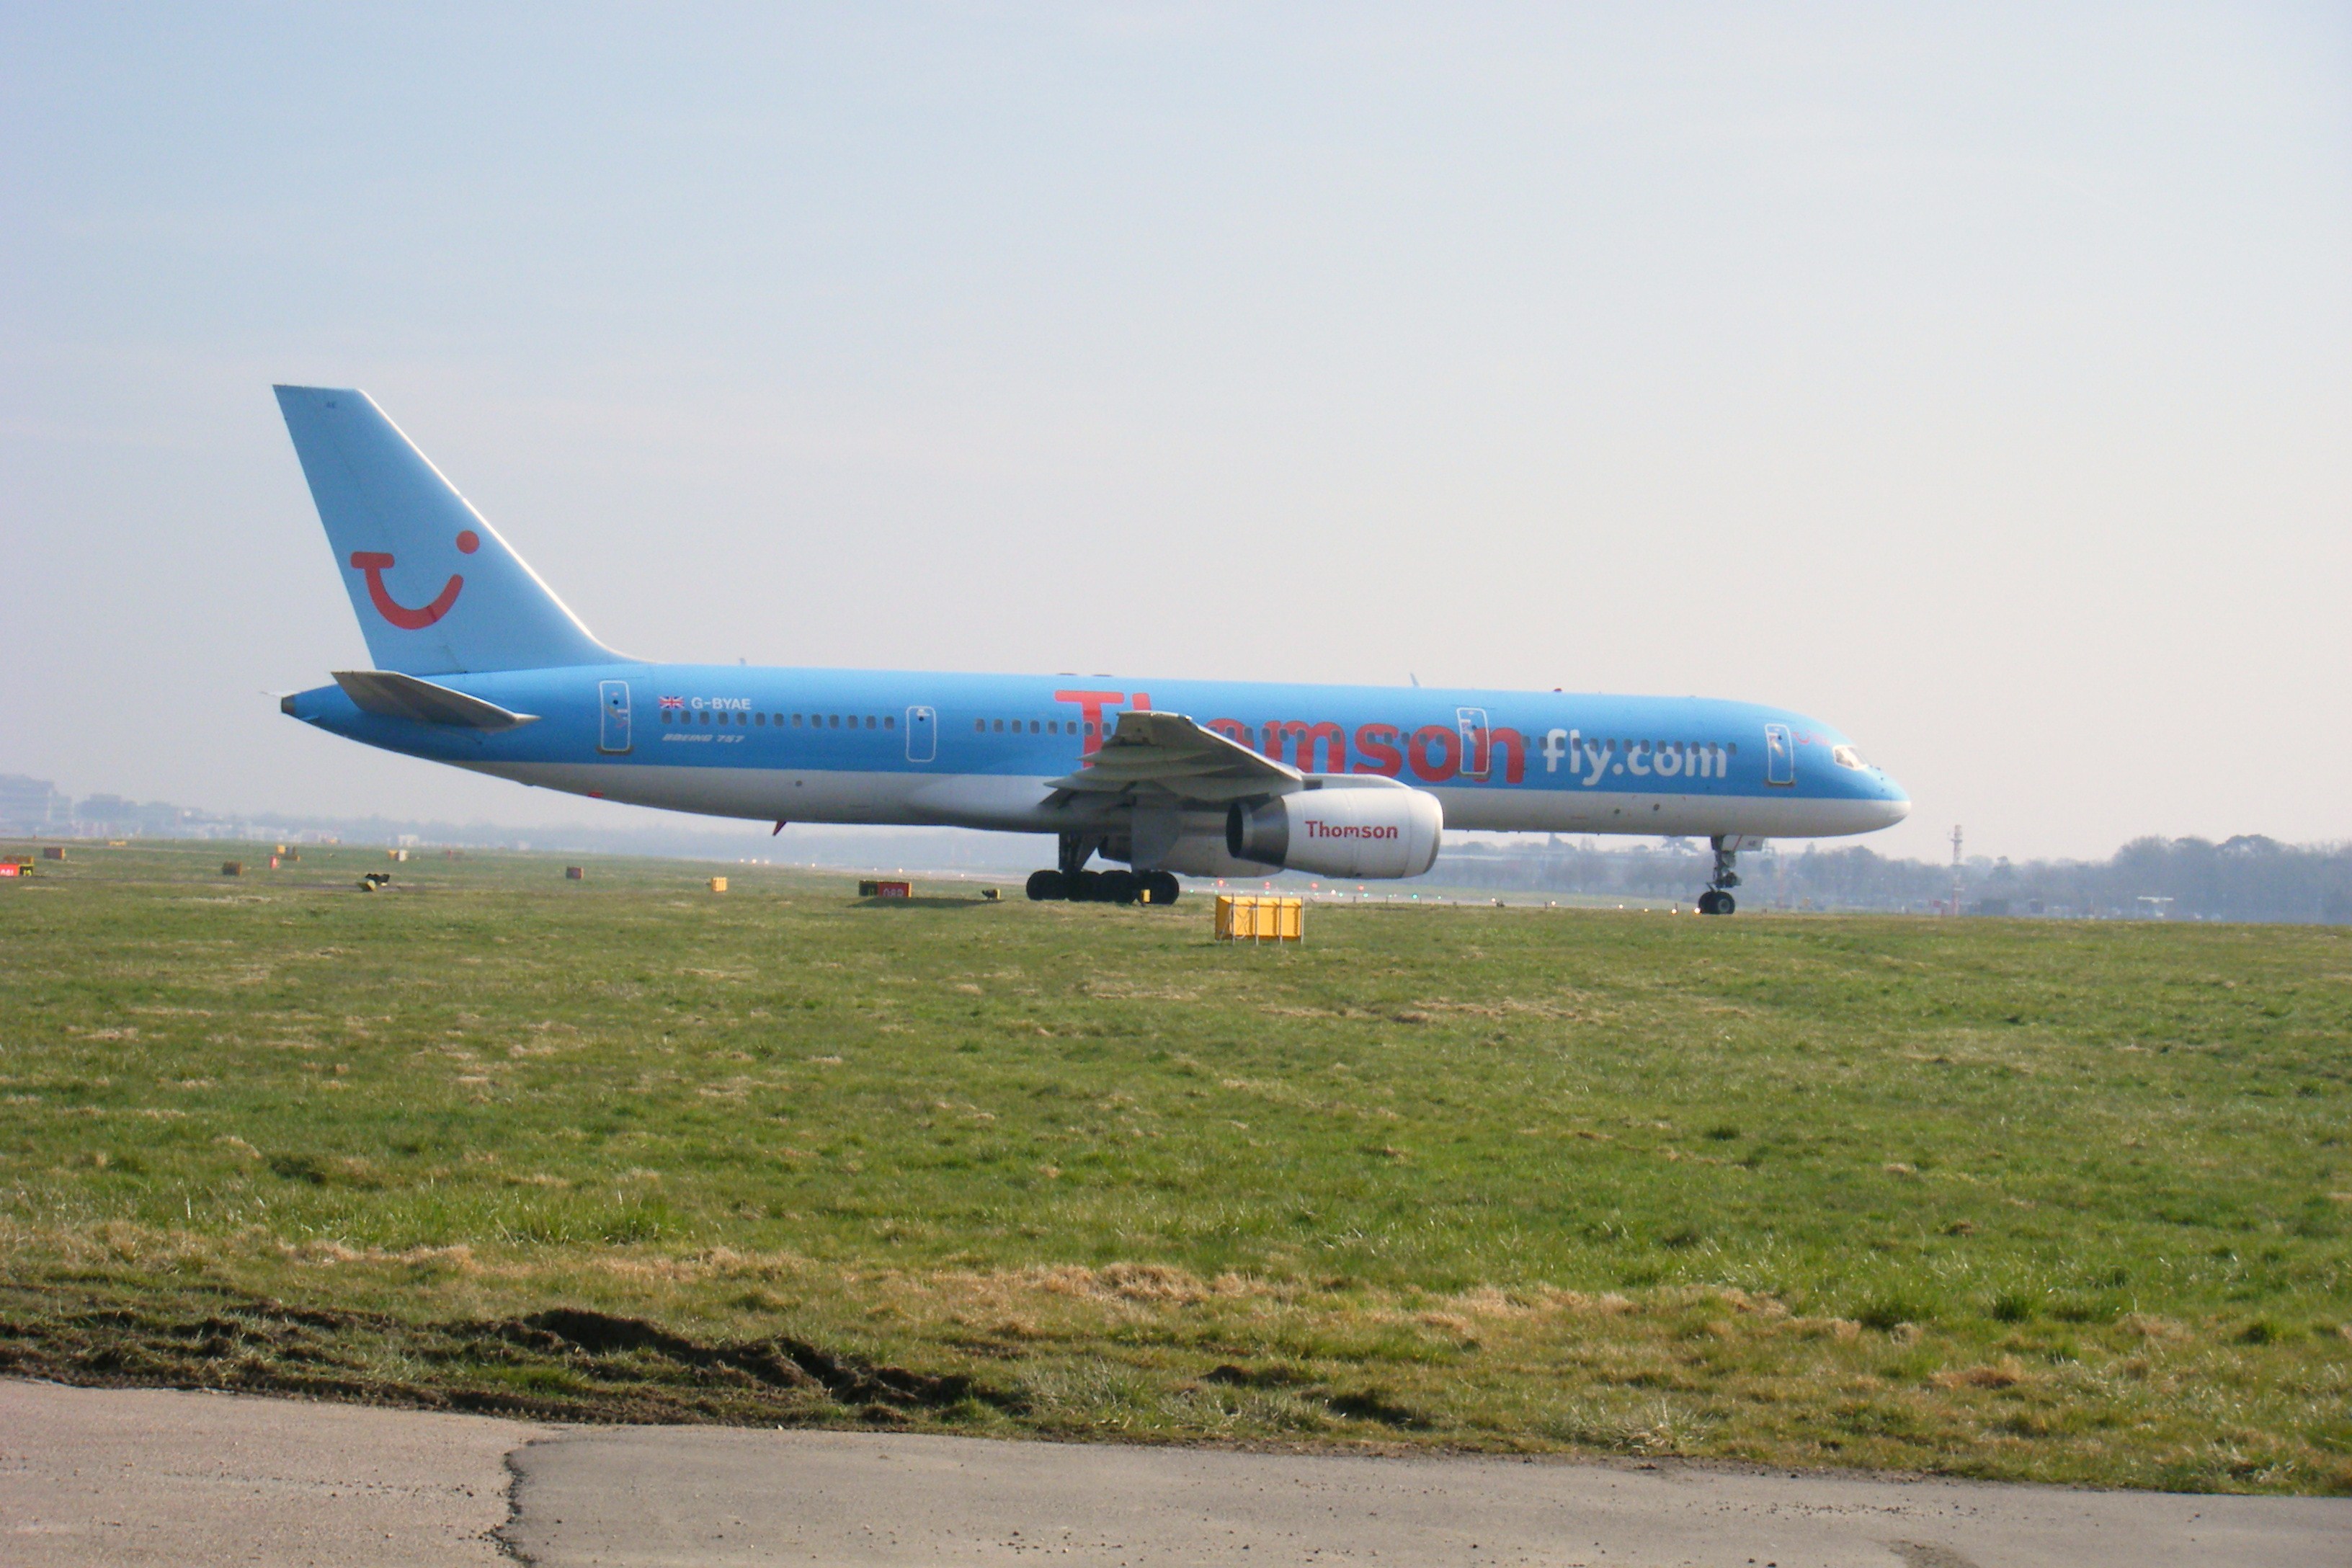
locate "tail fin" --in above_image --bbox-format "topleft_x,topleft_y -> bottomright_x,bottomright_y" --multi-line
274,386 -> 617,674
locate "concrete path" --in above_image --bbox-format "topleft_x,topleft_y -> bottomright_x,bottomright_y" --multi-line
6,1381 -> 2348,1567
0,1378 -> 531,1566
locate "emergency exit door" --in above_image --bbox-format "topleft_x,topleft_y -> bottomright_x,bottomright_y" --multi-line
1764,723 -> 1795,786
598,680 -> 632,754
904,705 -> 937,763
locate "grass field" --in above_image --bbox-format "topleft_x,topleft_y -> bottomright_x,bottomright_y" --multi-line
2,841 -> 2347,1493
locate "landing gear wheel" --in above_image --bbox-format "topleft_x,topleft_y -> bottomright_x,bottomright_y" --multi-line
1070,870 -> 1105,902
1099,870 -> 1139,905
1701,837 -> 1745,916
1139,870 -> 1181,906
1027,870 -> 1068,901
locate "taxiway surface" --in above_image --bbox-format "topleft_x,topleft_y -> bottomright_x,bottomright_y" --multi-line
5,1380 -> 2346,1567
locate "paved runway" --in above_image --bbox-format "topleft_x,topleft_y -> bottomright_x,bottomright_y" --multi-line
5,1380 -> 2347,1567
0,1378 -> 526,1567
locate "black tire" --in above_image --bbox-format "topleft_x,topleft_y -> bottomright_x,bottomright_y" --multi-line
1698,889 -> 1723,915
1100,870 -> 1139,905
1141,870 -> 1181,906
1717,892 -> 1736,915
1026,870 -> 1067,901
1070,870 -> 1105,902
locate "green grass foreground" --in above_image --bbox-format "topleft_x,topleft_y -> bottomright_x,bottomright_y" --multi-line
2,842 -> 2348,1492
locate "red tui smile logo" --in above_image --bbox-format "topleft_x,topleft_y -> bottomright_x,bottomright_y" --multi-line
351,530 -> 478,629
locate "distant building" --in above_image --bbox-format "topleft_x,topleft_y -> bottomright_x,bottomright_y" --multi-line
0,775 -> 70,834
71,793 -> 197,839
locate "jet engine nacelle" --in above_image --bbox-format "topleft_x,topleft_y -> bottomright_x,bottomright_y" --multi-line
1224,779 -> 1443,879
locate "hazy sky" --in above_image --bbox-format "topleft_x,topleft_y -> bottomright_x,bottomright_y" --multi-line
4,4 -> 2346,862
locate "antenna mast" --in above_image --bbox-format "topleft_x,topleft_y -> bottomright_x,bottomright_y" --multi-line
1949,825 -> 1964,917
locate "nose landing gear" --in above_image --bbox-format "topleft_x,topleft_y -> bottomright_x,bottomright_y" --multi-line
1697,837 -> 1745,916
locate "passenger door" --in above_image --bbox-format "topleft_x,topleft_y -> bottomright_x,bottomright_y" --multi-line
1764,723 -> 1795,786
1456,707 -> 1490,781
904,705 -> 937,764
597,680 -> 632,754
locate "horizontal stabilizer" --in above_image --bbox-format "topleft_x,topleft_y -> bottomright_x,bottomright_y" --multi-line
331,670 -> 541,730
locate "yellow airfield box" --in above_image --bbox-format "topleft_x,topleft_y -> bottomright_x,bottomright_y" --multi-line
1214,894 -> 1304,943
708,877 -> 729,894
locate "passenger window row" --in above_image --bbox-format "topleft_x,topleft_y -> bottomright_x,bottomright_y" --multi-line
660,710 -> 895,729
974,718 -> 1091,736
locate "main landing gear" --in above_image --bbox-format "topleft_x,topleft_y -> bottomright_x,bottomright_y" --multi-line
1027,868 -> 1180,905
1026,832 -> 1181,906
1697,838 -> 1741,916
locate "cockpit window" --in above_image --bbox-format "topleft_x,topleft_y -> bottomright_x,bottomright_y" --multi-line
1832,744 -> 1866,770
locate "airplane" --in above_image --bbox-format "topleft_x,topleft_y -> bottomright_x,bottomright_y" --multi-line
272,386 -> 1910,912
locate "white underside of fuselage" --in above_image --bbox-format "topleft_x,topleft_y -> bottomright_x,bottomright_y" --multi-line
459,760 -> 1905,843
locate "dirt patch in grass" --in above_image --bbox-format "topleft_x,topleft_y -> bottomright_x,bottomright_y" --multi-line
0,1283 -> 1020,1425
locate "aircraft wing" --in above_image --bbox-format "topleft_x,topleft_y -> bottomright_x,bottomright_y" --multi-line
1046,710 -> 1301,802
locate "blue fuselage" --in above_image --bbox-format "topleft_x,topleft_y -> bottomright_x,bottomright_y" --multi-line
285,663 -> 1910,845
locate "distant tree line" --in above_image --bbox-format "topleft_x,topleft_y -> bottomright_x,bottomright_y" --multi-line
11,770 -> 2348,923
1433,834 -> 2352,924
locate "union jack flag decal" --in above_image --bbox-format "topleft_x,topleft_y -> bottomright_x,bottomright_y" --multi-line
658,695 -> 685,710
